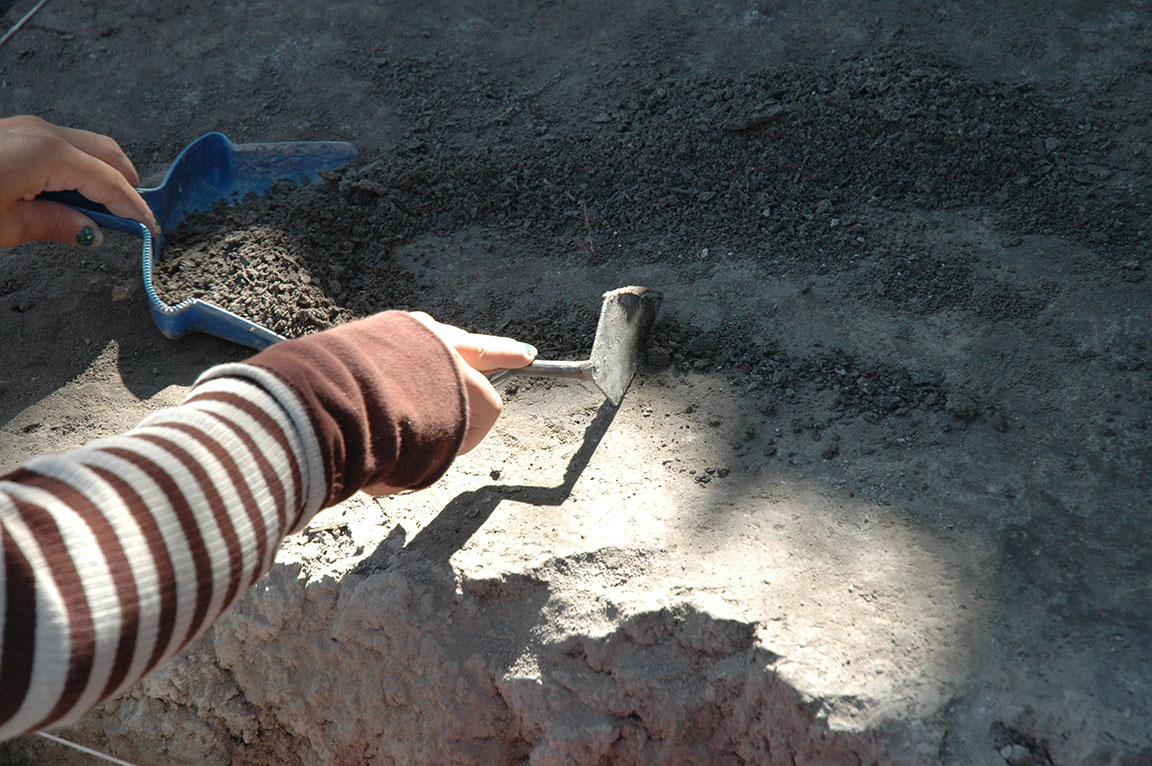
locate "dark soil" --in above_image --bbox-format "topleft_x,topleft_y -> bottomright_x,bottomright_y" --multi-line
155,45 -> 1148,425
5,1 -> 1151,760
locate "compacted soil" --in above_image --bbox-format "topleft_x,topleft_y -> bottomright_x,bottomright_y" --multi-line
0,1 -> 1149,764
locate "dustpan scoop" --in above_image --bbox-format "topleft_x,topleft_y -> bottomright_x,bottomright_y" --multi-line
42,132 -> 357,350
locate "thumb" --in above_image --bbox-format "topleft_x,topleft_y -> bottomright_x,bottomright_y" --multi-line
0,198 -> 104,248
451,333 -> 539,373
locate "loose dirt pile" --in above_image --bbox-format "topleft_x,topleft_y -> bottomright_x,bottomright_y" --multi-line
155,47 -> 1144,424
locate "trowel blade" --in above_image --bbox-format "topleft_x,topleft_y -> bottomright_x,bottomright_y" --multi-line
588,286 -> 663,406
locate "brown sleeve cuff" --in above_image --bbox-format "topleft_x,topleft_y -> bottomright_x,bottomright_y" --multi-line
245,311 -> 469,507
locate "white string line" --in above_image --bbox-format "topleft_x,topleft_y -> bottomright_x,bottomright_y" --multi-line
0,0 -> 52,48
36,732 -> 139,766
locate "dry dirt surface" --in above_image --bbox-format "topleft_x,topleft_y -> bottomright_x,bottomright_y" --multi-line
1,1 -> 1150,765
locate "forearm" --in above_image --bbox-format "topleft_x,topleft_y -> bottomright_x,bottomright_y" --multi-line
0,311 -> 468,738
0,365 -> 324,738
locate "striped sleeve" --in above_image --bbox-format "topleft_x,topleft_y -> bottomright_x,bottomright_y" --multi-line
0,366 -> 325,739
0,310 -> 468,739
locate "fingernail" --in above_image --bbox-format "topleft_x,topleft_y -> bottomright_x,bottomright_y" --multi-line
76,226 -> 103,247
523,342 -> 538,358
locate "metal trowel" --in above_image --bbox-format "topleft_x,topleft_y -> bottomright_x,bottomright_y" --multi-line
487,286 -> 663,406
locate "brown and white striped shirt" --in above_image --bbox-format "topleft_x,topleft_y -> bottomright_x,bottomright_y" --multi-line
0,311 -> 468,739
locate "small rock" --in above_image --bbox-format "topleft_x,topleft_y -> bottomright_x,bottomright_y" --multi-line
945,392 -> 979,421
1001,236 -> 1023,248
1007,744 -> 1032,763
1121,261 -> 1145,283
111,281 -> 139,302
646,346 -> 672,367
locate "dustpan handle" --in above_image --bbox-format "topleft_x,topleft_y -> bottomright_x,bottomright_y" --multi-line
150,298 -> 286,350
36,190 -> 155,235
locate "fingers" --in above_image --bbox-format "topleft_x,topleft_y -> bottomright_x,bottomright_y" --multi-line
49,124 -> 142,187
41,139 -> 158,235
404,311 -> 536,455
452,332 -> 538,372
456,363 -> 504,454
407,311 -> 538,372
0,115 -> 158,240
0,198 -> 102,249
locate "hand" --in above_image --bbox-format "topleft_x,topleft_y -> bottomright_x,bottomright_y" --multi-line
363,312 -> 537,495
0,115 -> 159,248
407,311 -> 538,454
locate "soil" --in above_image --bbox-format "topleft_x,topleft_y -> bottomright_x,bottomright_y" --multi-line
1,1 -> 1150,764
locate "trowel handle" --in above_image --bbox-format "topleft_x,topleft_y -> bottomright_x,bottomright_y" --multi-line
487,360 -> 593,389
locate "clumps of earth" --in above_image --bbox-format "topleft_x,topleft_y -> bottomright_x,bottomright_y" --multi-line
154,46 -> 1142,425
158,194 -> 358,338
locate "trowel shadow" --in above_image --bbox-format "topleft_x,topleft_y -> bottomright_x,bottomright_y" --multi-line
383,399 -> 618,566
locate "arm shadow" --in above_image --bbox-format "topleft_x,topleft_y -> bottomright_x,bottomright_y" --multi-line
359,399 -> 619,569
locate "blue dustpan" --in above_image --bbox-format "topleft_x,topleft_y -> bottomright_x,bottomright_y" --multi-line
44,132 -> 357,350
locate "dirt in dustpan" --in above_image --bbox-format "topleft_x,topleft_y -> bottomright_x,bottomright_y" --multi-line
154,184 -> 357,339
